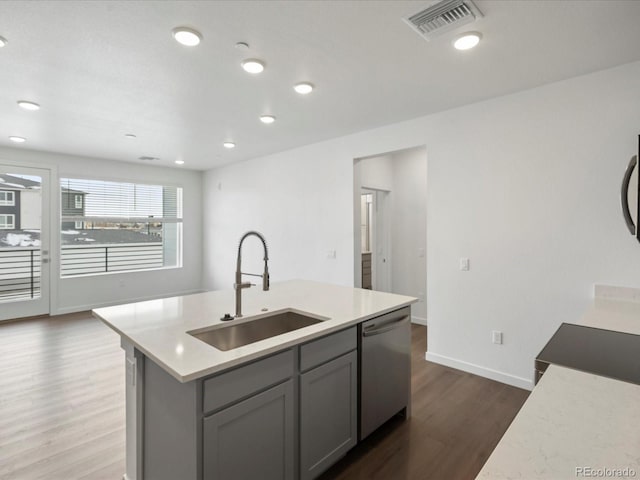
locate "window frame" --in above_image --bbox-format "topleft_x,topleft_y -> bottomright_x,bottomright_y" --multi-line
59,177 -> 183,278
0,190 -> 15,206
0,214 -> 15,229
74,194 -> 82,209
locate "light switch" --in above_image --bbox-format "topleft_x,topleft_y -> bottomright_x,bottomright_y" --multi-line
459,257 -> 470,271
326,250 -> 336,259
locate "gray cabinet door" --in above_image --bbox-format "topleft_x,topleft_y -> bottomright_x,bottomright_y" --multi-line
300,350 -> 358,480
203,380 -> 294,480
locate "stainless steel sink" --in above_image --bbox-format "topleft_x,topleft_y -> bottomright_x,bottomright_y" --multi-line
189,310 -> 325,351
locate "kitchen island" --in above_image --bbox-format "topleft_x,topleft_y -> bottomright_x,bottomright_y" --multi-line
94,280 -> 416,480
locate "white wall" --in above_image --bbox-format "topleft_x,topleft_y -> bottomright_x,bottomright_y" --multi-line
359,154 -> 394,191
390,148 -> 427,324
0,147 -> 203,314
203,145 -> 354,291
203,60 -> 640,389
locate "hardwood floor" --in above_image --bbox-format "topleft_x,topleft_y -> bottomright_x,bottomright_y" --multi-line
0,313 -> 125,480
0,315 -> 529,480
319,324 -> 530,480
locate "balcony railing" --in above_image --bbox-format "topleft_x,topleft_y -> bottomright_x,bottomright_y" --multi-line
60,242 -> 164,277
0,243 -> 164,302
0,247 -> 41,301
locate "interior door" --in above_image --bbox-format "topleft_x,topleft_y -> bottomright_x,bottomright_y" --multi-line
0,165 -> 50,321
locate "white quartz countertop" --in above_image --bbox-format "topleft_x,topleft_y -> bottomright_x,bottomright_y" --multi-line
476,365 -> 640,480
93,280 -> 416,382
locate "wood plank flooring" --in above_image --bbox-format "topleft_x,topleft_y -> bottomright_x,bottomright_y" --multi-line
0,313 -> 125,480
0,314 -> 529,480
320,325 -> 530,480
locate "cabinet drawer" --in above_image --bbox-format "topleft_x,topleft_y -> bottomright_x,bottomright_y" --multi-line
203,349 -> 294,414
300,327 -> 356,372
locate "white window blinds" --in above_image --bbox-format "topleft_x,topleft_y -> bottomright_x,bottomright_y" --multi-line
60,178 -> 182,223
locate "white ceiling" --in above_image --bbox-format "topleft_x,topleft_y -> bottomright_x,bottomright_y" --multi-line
1,0 -> 640,171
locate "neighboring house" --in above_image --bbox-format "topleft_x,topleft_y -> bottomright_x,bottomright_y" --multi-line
0,174 -> 87,230
0,174 -> 42,230
61,187 -> 87,230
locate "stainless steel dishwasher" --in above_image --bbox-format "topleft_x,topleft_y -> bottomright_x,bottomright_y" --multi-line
359,306 -> 411,440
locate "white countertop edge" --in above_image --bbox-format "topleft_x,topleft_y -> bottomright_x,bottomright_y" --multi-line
96,300 -> 415,383
94,280 -> 417,383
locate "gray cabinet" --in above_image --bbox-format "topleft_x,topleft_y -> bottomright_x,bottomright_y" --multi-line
299,326 -> 358,480
203,380 -> 295,480
140,324 -> 371,480
300,350 -> 358,480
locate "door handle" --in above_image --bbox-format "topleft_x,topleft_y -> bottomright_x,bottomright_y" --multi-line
621,155 -> 637,235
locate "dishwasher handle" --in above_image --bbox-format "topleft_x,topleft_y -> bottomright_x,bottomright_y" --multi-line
362,315 -> 410,337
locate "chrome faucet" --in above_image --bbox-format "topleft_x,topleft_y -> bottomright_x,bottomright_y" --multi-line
233,231 -> 269,318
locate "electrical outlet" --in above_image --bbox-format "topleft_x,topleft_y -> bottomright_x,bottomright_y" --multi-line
492,330 -> 503,345
326,250 -> 336,259
459,257 -> 470,271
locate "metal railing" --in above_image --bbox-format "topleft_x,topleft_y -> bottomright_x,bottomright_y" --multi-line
0,243 -> 165,302
0,247 -> 41,301
60,242 -> 164,277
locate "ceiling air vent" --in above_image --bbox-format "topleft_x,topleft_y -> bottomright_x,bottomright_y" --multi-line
403,0 -> 483,41
138,156 -> 159,161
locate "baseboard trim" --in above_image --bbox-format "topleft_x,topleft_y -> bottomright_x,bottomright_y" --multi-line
425,351 -> 533,391
411,315 -> 427,326
53,288 -> 206,316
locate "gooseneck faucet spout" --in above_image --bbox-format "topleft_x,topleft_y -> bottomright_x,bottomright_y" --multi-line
234,231 -> 269,318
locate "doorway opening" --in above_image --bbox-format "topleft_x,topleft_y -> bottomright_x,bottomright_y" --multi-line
353,146 -> 427,325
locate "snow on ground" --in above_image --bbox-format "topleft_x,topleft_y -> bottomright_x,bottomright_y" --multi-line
3,233 -> 41,247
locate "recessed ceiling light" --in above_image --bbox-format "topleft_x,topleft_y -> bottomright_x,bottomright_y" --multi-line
124,133 -> 137,139
241,59 -> 265,74
235,42 -> 249,51
260,115 -> 276,124
0,36 -> 7,48
223,141 -> 236,149
453,32 -> 482,50
175,160 -> 185,165
9,136 -> 26,143
294,82 -> 314,95
17,100 -> 40,111
172,27 -> 202,47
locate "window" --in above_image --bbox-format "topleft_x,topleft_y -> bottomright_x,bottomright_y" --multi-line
0,191 -> 15,206
0,214 -> 15,229
60,178 -> 183,277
